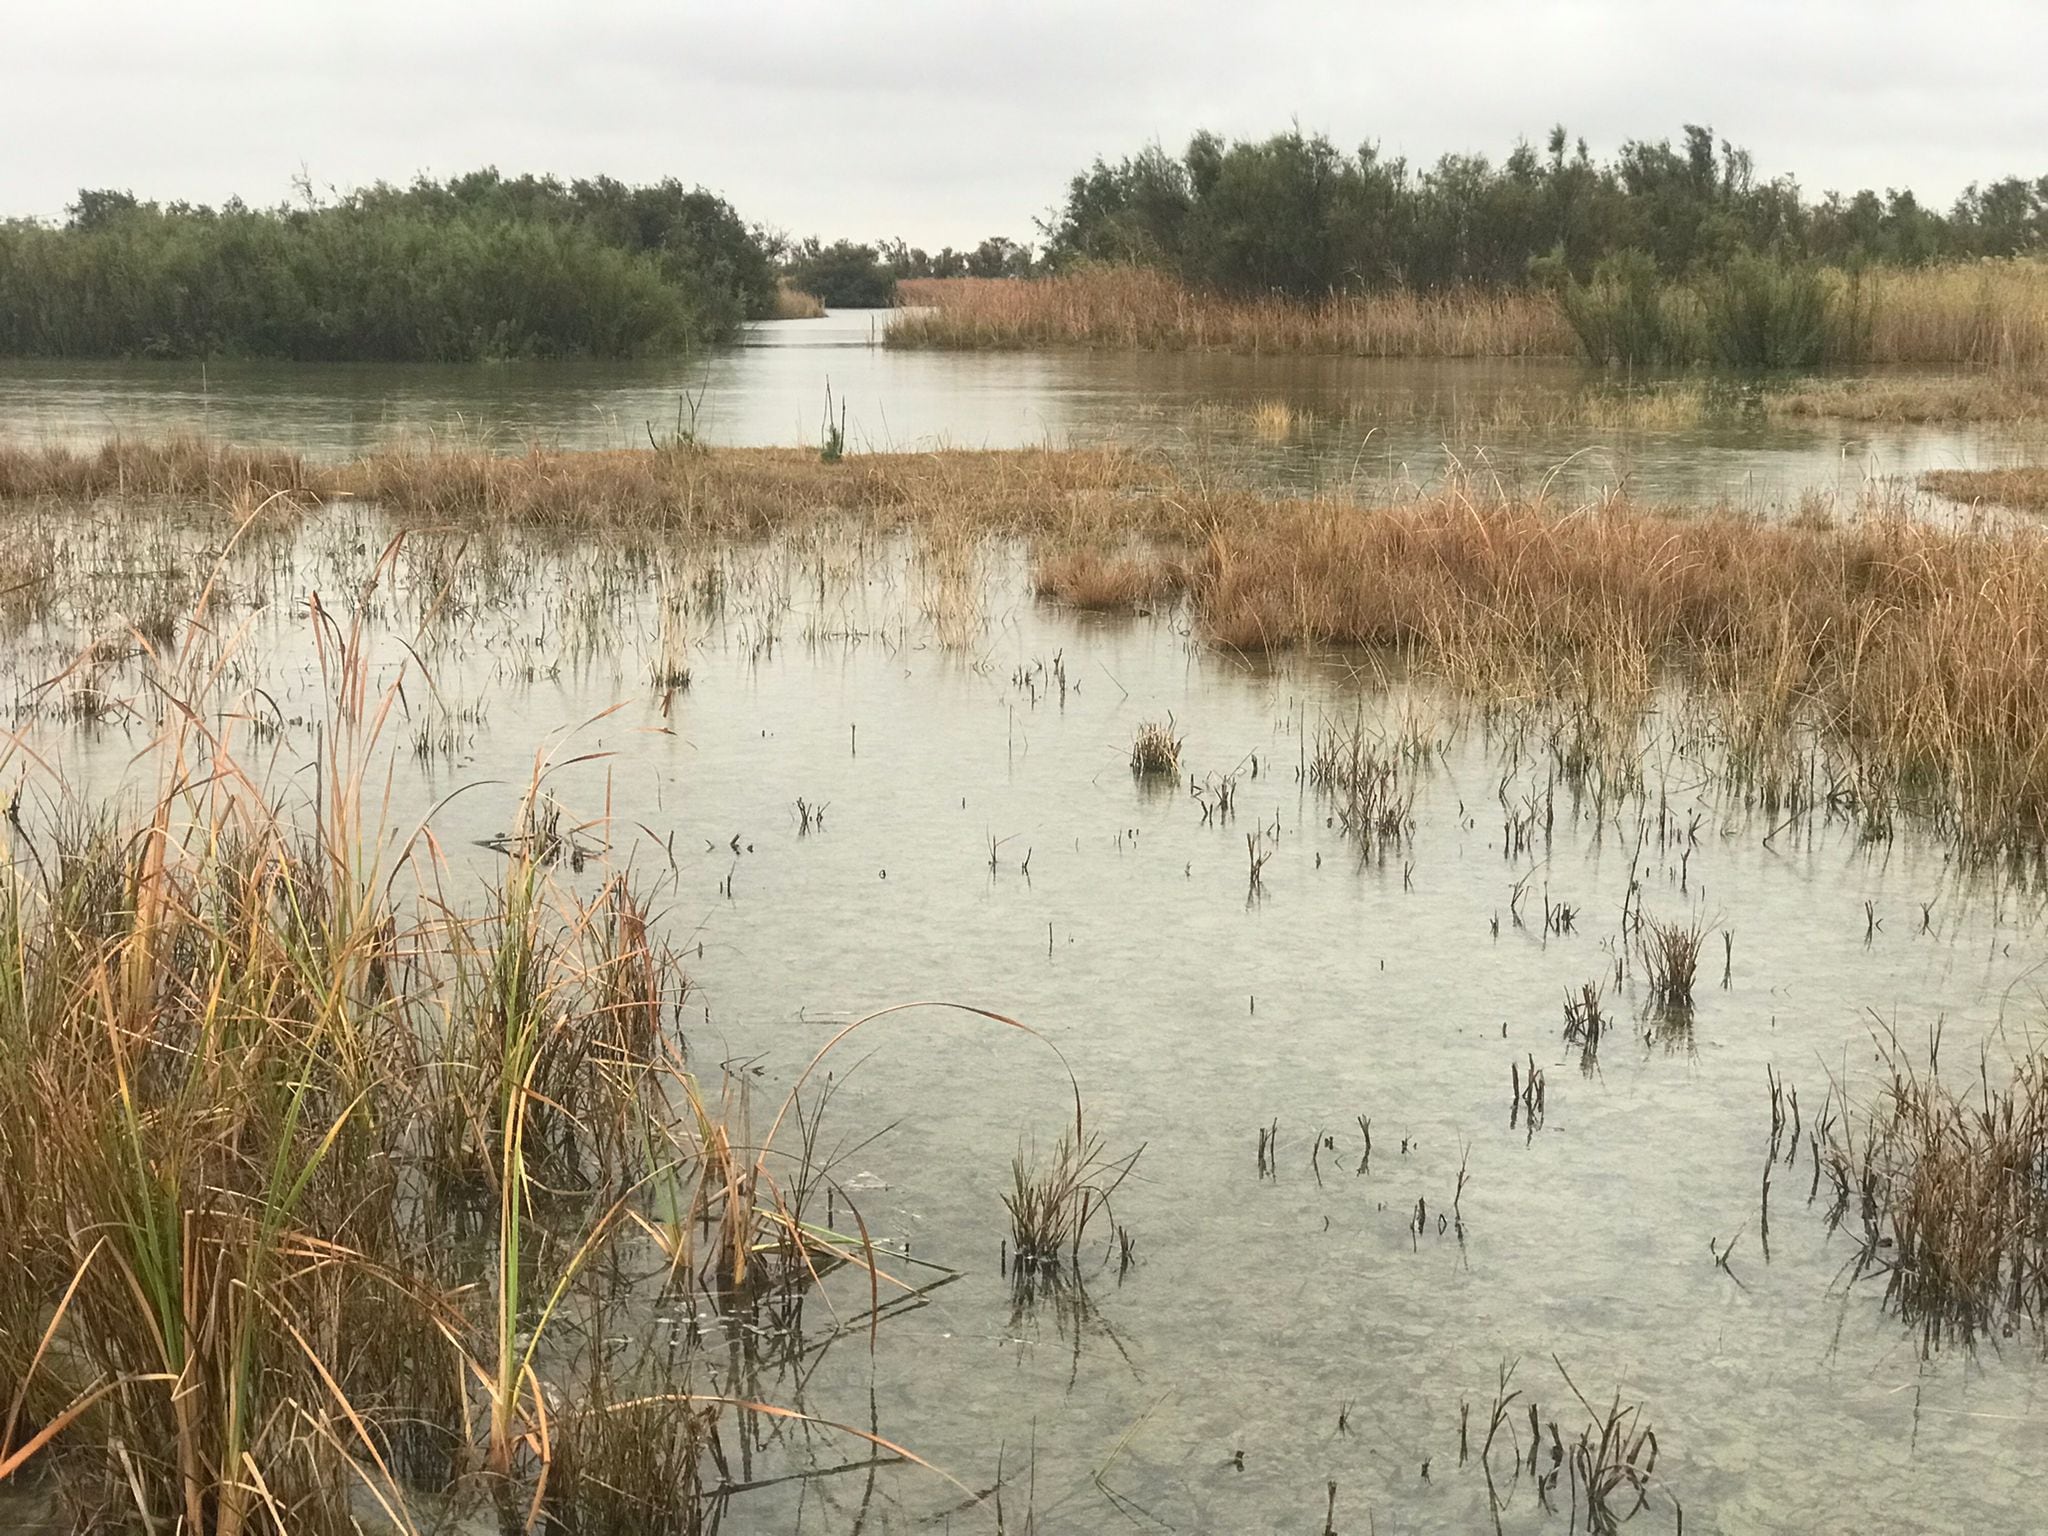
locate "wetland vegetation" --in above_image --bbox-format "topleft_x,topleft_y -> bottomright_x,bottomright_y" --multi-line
7,116 -> 2048,1536
0,172 -> 778,361
2,426 -> 2048,1528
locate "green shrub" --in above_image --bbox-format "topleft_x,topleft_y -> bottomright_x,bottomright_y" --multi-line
1561,250 -> 1672,365
1704,254 -> 1833,369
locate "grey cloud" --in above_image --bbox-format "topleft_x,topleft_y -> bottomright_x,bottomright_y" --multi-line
5,1 -> 2043,245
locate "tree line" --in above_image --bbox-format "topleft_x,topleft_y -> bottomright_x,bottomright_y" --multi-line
0,170 -> 778,361
1040,125 -> 2048,297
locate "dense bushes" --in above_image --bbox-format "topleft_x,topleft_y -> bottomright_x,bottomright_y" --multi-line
1043,124 -> 2048,299
1559,253 -> 1871,368
0,171 -> 777,361
784,239 -> 897,307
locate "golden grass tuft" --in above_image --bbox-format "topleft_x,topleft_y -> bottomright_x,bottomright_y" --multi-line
1033,545 -> 1181,610
770,279 -> 827,320
1129,718 -> 1184,777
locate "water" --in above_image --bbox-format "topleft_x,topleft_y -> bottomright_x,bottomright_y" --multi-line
14,510 -> 2048,1533
4,310 -> 2046,508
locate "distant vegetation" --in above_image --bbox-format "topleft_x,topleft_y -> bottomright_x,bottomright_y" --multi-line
781,238 -> 897,308
889,123 -> 2048,368
1044,124 -> 2047,294
890,259 -> 2048,375
0,170 -> 778,361
778,234 -> 1036,309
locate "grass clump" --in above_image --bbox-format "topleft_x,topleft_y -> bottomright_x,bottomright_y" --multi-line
1129,717 -> 1184,777
0,565 -> 1018,1530
769,279 -> 826,319
1033,545 -> 1180,610
1640,916 -> 1705,1006
1814,1028 -> 2048,1354
1307,720 -> 1416,859
1004,1119 -> 1140,1281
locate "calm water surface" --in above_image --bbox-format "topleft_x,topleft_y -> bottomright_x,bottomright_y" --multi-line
3,310 -> 2045,508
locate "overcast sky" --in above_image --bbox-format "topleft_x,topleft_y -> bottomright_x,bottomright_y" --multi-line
6,2 -> 2045,247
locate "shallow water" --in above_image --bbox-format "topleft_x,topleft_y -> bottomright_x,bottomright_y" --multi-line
14,517 -> 2048,1533
3,310 -> 2046,509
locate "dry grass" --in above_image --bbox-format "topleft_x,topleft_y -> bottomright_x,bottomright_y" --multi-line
889,268 -> 1574,357
769,280 -> 826,320
893,261 -> 2048,368
1920,466 -> 2048,512
1859,260 -> 2048,369
1033,545 -> 1183,610
0,565 -> 1058,1529
1129,718 -> 1184,777
1772,371 -> 2048,423
1814,1027 -> 2048,1354
1249,398 -> 1309,439
1640,917 -> 1705,1006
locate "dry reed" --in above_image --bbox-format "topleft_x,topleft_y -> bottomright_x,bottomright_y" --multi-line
1129,718 -> 1184,777
890,268 -> 1573,357
1920,466 -> 2048,513
769,279 -> 827,320
892,261 -> 2048,368
1813,1026 -> 2048,1354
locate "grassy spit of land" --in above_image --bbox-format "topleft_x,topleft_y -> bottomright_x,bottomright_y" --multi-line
1921,466 -> 2048,510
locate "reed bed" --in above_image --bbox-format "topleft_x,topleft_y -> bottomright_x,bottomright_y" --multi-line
1775,371 -> 2048,424
891,269 -> 1574,357
1859,260 -> 2048,370
892,262 -> 2048,368
769,280 -> 827,320
1920,466 -> 2048,513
